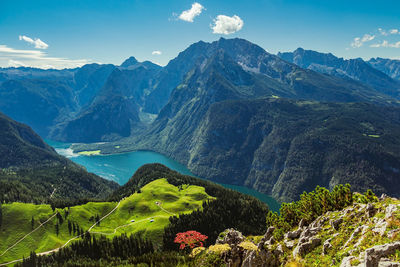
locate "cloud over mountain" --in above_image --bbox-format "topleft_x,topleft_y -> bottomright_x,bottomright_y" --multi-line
211,15 -> 243,35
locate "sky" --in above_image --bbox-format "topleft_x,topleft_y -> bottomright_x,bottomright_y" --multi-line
0,0 -> 400,69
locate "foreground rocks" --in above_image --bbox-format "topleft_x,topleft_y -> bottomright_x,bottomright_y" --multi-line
341,242 -> 400,267
198,196 -> 400,267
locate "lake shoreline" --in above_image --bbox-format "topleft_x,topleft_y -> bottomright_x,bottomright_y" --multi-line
46,139 -> 281,212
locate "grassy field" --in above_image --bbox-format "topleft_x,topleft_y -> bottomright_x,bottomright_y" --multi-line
0,178 -> 213,264
77,150 -> 101,155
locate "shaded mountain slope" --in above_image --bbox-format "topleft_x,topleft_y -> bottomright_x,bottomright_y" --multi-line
0,79 -> 77,136
278,48 -> 400,98
0,111 -> 118,203
50,62 -> 160,142
0,64 -> 116,137
369,57 -> 400,81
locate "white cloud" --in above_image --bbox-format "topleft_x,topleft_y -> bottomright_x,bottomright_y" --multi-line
378,28 -> 388,36
211,15 -> 244,35
19,35 -> 49,49
350,34 -> 375,48
370,40 -> 400,48
8,59 -> 26,67
378,28 -> 400,36
152,50 -> 162,55
178,2 -> 204,22
0,44 -> 90,69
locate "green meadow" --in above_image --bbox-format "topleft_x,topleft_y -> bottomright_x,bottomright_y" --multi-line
0,178 -> 213,264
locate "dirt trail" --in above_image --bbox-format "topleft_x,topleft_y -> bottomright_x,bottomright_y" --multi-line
0,201 -> 121,266
0,212 -> 58,258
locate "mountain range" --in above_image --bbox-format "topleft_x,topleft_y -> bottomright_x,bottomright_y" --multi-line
1,38 -> 400,202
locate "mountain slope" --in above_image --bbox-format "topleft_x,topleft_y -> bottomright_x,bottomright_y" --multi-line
0,79 -> 77,137
0,64 -> 116,137
369,57 -> 400,81
72,63 -> 116,107
82,97 -> 400,202
50,62 -> 160,142
0,112 -> 60,168
144,38 -> 397,114
0,112 -> 118,203
278,48 -> 400,98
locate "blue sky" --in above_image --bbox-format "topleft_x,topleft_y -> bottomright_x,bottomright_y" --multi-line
1,0 -> 400,69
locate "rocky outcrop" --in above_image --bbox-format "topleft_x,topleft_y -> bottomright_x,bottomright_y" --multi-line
201,196 -> 400,267
341,242 -> 400,267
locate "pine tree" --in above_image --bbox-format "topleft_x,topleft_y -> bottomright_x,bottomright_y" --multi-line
68,220 -> 72,235
31,217 -> 35,230
55,223 -> 59,236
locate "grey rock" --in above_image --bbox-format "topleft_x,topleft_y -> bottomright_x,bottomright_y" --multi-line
379,194 -> 388,201
323,238 -> 333,255
293,237 -> 321,258
364,241 -> 400,267
385,204 -> 398,220
378,258 -> 400,267
285,228 -> 302,240
284,239 -> 295,249
264,226 -> 275,241
340,256 -> 357,267
216,228 -> 245,246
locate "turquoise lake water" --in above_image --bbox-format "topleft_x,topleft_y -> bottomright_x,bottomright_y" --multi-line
46,140 -> 280,212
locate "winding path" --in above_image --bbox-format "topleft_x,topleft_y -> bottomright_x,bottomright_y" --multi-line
0,201 -> 121,266
0,212 -> 58,258
0,200 -> 176,266
90,201 -> 175,235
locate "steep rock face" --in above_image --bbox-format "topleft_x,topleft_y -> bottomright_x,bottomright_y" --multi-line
186,99 -> 400,202
132,97 -> 400,202
278,48 -> 400,98
369,57 -> 400,81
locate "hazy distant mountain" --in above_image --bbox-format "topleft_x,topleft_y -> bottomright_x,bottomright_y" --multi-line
368,57 -> 400,81
50,61 -> 160,142
0,111 -> 118,202
278,48 -> 400,98
0,64 -> 116,137
120,56 -> 162,71
0,78 -> 78,136
73,63 -> 116,107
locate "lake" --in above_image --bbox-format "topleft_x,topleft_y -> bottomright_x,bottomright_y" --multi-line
46,140 -> 280,212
